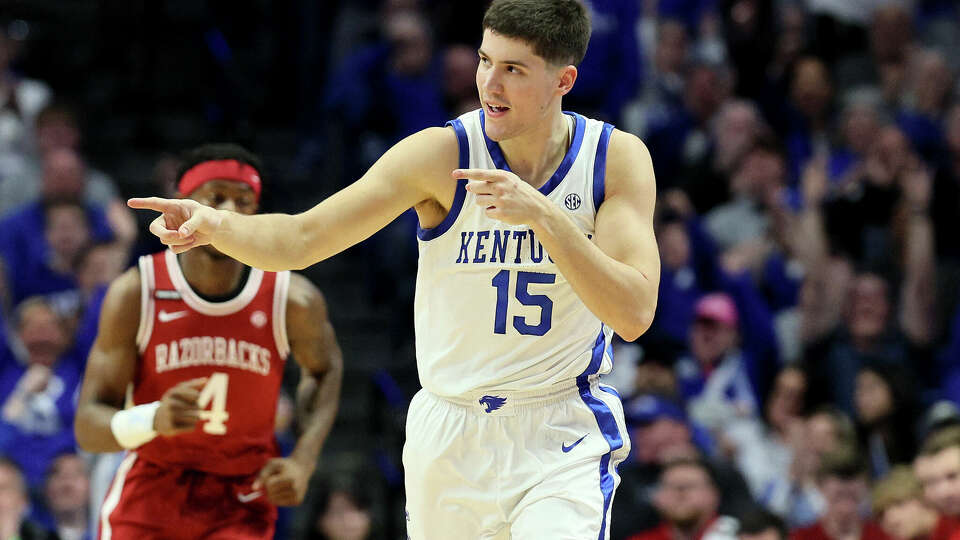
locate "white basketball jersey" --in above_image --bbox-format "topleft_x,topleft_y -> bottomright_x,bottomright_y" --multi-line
414,109 -> 616,398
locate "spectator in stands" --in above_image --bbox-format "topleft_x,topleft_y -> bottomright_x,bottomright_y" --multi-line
677,293 -> 768,434
0,26 -> 51,158
0,457 -> 54,540
762,407 -> 857,527
704,137 -> 787,254
42,453 -> 90,540
790,447 -> 889,540
627,457 -> 739,540
872,466 -> 941,540
897,50 -> 952,161
801,142 -> 935,413
564,0 -> 640,121
726,366 -> 809,500
853,364 -> 920,478
0,298 -> 80,487
739,507 -> 788,540
680,100 -> 766,215
784,57 -> 835,185
613,395 -> 753,540
0,103 -> 122,216
914,427 -> 960,524
442,44 -> 481,116
69,241 -> 127,360
641,61 -> 732,189
0,148 -> 133,308
301,473 -> 375,540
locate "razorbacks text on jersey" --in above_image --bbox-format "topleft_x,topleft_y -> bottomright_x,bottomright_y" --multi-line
132,250 -> 290,475
414,108 -> 615,398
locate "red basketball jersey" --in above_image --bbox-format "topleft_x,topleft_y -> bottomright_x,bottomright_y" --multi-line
132,250 -> 290,475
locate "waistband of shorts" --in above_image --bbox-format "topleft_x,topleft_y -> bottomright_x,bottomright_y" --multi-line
430,376 -> 602,416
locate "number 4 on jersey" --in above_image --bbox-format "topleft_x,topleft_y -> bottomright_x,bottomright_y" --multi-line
197,372 -> 229,435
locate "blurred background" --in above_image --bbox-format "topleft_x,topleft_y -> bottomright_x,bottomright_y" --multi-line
0,0 -> 960,539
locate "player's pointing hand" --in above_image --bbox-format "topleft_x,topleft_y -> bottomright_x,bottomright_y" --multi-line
128,197 -> 224,254
455,168 -> 551,226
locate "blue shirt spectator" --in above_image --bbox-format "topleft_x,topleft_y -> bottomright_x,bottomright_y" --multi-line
0,298 -> 80,488
567,0 -> 641,121
0,199 -> 112,308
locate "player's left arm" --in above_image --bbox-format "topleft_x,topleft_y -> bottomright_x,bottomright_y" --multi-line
538,130 -> 659,340
255,273 -> 343,506
460,129 -> 659,340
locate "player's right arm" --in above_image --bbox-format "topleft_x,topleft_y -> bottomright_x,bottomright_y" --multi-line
75,268 -> 204,452
129,127 -> 459,271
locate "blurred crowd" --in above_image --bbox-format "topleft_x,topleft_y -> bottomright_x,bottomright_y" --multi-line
1,0 -> 960,539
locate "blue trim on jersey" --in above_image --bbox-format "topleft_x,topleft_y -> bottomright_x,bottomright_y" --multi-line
479,110 -> 586,196
592,123 -> 614,211
577,326 -> 624,540
417,119 -> 469,241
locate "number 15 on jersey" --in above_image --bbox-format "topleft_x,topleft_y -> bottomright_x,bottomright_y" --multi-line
491,270 -> 556,336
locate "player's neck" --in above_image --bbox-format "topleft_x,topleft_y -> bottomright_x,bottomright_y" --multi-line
177,250 -> 249,298
498,108 -> 570,189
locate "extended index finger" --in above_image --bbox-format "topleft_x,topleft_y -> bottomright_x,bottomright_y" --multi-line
127,197 -> 181,214
452,168 -> 505,181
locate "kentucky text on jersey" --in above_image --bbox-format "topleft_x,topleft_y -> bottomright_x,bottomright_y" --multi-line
454,229 -> 595,264
154,337 -> 271,375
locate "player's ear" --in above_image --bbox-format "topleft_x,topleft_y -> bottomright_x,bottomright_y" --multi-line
557,65 -> 577,97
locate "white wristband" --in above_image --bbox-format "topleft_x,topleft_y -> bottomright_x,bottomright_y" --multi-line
110,402 -> 161,449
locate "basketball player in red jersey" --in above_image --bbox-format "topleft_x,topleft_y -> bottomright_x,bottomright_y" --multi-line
74,144 -> 343,539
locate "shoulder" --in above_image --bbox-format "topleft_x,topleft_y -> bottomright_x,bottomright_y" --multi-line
603,129 -> 655,199
105,266 -> 142,306
373,126 -> 460,184
285,273 -> 330,325
94,266 -> 142,342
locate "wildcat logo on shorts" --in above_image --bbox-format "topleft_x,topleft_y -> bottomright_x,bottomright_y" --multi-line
479,395 -> 507,413
564,193 -> 582,210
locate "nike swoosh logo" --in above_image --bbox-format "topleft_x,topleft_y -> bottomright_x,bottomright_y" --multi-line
158,310 -> 188,323
562,434 -> 588,453
237,491 -> 261,503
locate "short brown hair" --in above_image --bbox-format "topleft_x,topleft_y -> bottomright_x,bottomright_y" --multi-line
482,0 -> 591,66
919,426 -> 960,457
872,466 -> 922,516
817,445 -> 868,481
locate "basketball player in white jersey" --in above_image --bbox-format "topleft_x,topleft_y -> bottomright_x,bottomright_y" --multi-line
129,1 -> 659,537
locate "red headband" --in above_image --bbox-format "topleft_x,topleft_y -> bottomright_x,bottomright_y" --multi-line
179,159 -> 261,200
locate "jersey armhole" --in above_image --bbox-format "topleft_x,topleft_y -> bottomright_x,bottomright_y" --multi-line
592,123 -> 615,213
135,256 -> 156,353
416,119 -> 469,241
273,271 -> 291,358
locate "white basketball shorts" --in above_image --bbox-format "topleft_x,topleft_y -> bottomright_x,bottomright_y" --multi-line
402,377 -> 630,540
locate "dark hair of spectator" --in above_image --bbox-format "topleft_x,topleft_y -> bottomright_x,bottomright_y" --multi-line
482,0 -> 591,66
661,456 -> 719,489
807,405 -> 857,447
817,445 -> 868,481
71,241 -> 113,275
919,425 -> 960,457
175,143 -> 264,185
737,506 -> 788,539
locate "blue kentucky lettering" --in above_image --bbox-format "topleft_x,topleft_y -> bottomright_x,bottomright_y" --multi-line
479,395 -> 507,413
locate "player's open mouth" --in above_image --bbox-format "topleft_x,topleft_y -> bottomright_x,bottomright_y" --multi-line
486,102 -> 510,117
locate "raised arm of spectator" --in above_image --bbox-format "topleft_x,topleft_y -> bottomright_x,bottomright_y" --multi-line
898,163 -> 935,346
794,157 -> 846,343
